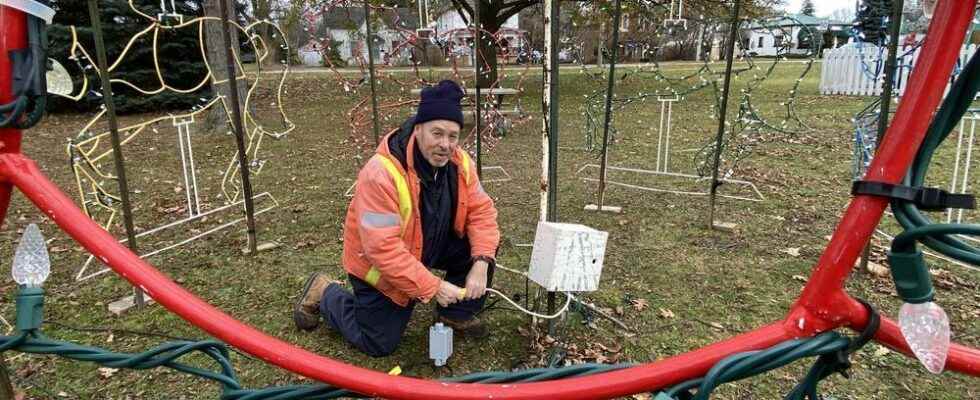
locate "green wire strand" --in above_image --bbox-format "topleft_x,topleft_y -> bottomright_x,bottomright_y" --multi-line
659,332 -> 853,400
890,34 -> 980,265
0,327 -> 859,400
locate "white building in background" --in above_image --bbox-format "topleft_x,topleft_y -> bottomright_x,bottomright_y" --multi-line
296,6 -> 529,67
429,9 -> 525,60
744,14 -> 850,57
298,7 -> 420,66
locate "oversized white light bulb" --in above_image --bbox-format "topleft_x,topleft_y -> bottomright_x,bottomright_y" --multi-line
11,224 -> 50,287
898,301 -> 950,374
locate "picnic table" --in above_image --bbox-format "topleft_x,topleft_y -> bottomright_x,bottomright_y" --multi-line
410,87 -> 523,130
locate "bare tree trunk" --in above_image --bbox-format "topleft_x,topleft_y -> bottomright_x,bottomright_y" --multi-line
475,1 -> 499,88
251,0 -> 280,67
204,0 -> 247,133
281,1 -> 306,65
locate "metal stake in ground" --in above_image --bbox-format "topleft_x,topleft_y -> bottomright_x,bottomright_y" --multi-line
707,0 -> 741,230
589,0 -> 623,214
87,0 -> 145,308
218,0 -> 258,255
546,0 -> 559,224
364,0 -> 381,145
860,0 -> 905,272
474,0 -> 483,178
543,0 -> 561,334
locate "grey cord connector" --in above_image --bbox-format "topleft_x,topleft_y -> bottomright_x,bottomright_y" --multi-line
429,322 -> 453,367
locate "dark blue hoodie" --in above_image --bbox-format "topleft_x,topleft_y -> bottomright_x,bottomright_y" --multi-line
388,117 -> 467,269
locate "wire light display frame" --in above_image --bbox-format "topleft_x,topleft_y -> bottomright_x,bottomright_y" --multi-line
61,0 -> 294,281
0,1 -> 979,399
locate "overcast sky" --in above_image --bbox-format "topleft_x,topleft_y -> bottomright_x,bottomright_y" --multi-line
780,0 -> 859,17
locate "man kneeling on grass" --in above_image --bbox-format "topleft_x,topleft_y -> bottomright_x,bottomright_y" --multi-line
292,80 -> 500,357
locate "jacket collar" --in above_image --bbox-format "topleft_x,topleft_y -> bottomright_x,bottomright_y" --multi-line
379,116 -> 463,176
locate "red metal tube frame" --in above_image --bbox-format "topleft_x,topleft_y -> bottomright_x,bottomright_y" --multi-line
0,1 -> 977,398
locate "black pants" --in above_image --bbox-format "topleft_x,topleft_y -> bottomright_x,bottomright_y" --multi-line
319,242 -> 494,357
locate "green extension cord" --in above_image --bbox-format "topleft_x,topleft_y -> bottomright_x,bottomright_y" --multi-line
0,316 -> 875,399
0,330 -> 629,399
890,42 -> 980,264
656,300 -> 879,400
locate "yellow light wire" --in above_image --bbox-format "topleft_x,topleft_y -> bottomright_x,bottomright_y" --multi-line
63,3 -> 295,236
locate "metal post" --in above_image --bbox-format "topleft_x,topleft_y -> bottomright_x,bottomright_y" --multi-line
364,0 -> 381,145
696,16 -> 705,62
860,0 -> 905,272
596,0 -> 623,210
546,0 -> 559,222
543,0 -> 561,333
87,0 -> 145,307
217,0 -> 258,255
474,0 -> 483,177
707,0 -> 740,229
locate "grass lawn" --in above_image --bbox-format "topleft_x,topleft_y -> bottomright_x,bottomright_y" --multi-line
1,60 -> 977,399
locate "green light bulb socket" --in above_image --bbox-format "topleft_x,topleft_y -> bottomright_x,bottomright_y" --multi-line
886,250 -> 935,304
15,286 -> 44,332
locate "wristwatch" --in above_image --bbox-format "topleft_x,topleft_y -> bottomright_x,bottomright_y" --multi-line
472,255 -> 495,265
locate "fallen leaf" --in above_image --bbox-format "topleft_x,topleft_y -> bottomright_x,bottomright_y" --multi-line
98,367 -> 118,378
614,306 -> 624,316
865,261 -> 890,277
630,298 -> 648,311
782,247 -> 801,257
658,307 -> 675,319
792,275 -> 808,283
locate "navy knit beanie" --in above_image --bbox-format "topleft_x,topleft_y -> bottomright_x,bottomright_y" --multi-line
415,80 -> 464,128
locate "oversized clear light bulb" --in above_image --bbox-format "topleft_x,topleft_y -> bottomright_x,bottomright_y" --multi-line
921,0 -> 937,19
11,224 -> 50,287
899,301 -> 949,374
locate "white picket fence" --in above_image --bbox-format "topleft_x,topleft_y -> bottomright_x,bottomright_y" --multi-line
820,43 -> 978,96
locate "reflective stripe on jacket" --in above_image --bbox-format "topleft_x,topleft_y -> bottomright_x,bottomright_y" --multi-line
341,129 -> 500,306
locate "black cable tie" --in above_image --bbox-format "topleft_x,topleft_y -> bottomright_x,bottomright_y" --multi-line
812,298 -> 881,381
852,180 -> 975,211
847,298 -> 881,355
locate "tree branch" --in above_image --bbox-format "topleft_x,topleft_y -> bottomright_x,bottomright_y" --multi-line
502,0 -> 540,10
499,0 -> 538,22
450,0 -> 473,24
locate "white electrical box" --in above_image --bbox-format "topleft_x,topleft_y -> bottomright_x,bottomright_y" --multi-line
528,221 -> 608,292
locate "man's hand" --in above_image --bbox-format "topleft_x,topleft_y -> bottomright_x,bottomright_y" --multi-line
435,280 -> 463,307
463,260 -> 489,300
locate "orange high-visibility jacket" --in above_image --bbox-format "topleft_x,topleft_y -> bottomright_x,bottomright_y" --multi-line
341,129 -> 500,306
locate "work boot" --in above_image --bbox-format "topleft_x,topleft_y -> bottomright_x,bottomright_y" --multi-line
293,272 -> 332,331
436,315 -> 489,339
